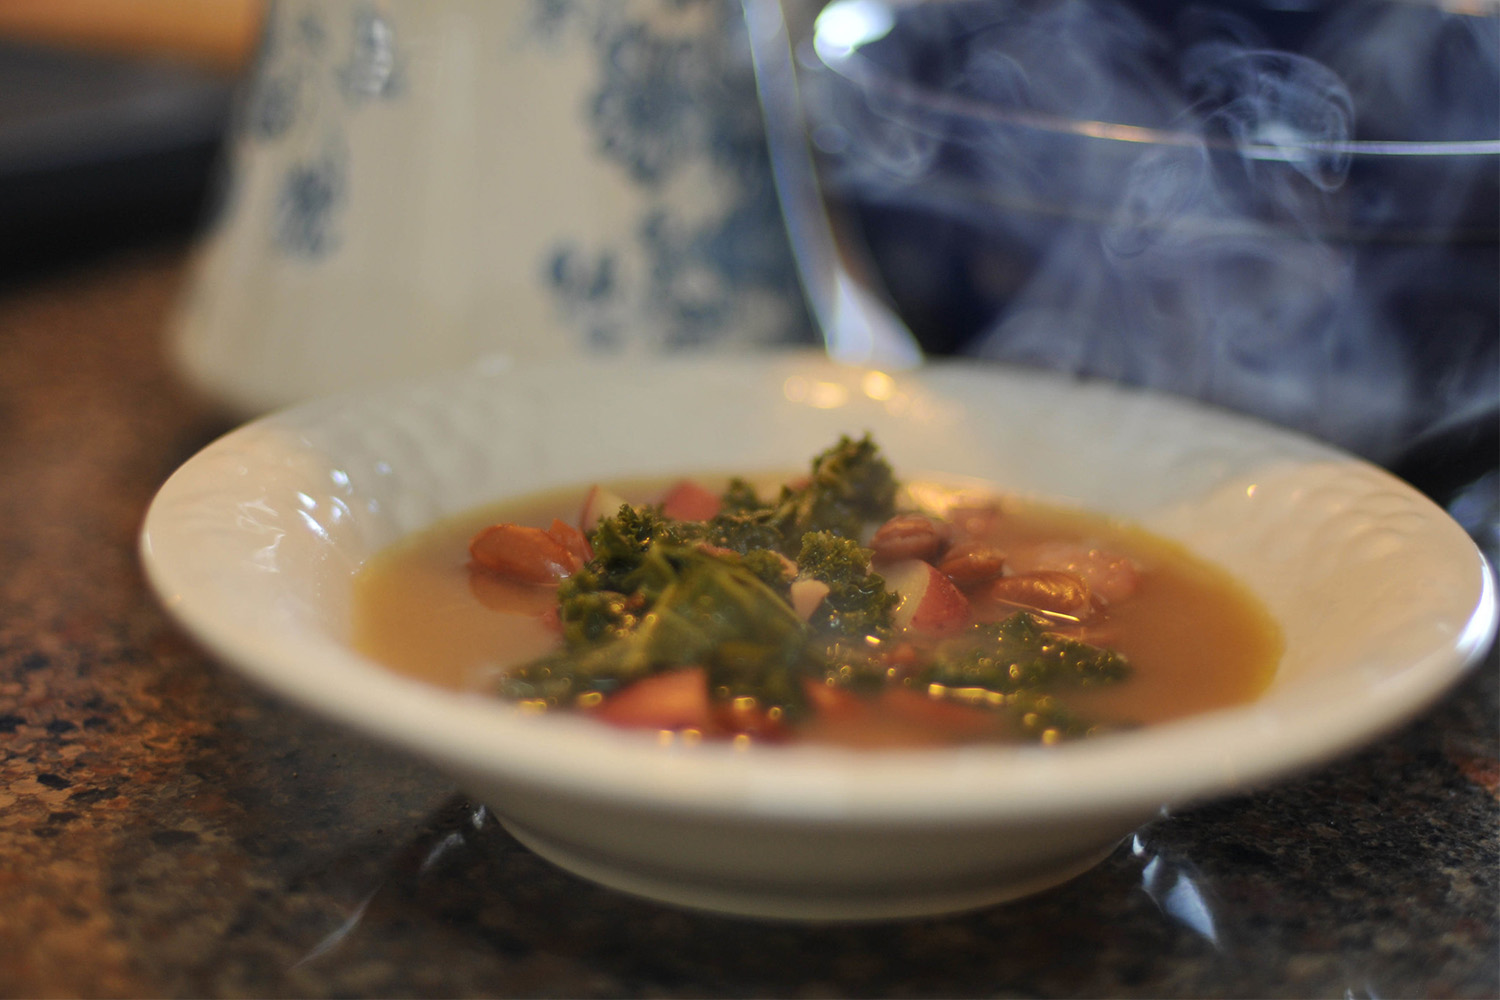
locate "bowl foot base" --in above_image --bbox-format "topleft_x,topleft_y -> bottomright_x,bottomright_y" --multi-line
502,820 -> 1118,922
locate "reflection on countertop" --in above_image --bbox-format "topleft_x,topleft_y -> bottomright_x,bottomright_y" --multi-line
0,248 -> 1495,997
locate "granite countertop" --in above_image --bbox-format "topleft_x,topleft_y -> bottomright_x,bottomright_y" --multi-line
0,249 -> 1495,998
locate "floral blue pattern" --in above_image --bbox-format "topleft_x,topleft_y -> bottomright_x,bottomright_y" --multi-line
592,22 -> 703,186
547,244 -> 622,349
532,0 -> 813,350
273,148 -> 346,258
234,0 -> 809,348
339,4 -> 405,104
244,2 -> 404,259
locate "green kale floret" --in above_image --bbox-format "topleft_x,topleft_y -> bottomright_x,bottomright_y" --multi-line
687,435 -> 899,557
720,477 -> 767,514
552,504 -> 696,651
917,613 -> 1132,694
766,434 -> 898,549
580,499 -> 791,594
700,508 -> 786,556
554,572 -> 637,646
808,432 -> 899,521
735,548 -> 796,595
587,504 -> 694,590
901,612 -> 1133,740
515,440 -> 900,717
795,531 -> 896,640
506,543 -> 817,719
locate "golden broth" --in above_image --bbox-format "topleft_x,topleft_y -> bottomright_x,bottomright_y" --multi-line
353,479 -> 1281,742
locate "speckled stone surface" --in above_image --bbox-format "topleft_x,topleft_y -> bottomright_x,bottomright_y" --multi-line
0,250 -> 1495,998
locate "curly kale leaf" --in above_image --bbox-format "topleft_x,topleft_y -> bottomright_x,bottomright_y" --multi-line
734,548 -> 796,595
903,613 -> 1132,741
504,544 -> 817,718
700,508 -> 786,556
917,613 -> 1132,694
700,434 -> 899,556
581,498 -> 792,592
720,477 -> 767,515
808,432 -> 899,520
795,531 -> 895,640
554,572 -> 638,647
550,504 -> 697,650
587,504 -> 696,590
770,434 -> 897,548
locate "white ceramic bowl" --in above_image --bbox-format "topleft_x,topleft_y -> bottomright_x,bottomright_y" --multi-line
140,354 -> 1496,920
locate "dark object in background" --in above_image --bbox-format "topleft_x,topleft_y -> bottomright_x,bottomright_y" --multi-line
0,41 -> 232,285
802,0 -> 1497,547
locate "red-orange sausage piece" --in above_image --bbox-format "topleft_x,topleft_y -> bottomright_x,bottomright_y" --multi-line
659,479 -> 722,522
591,667 -> 711,731
469,523 -> 580,585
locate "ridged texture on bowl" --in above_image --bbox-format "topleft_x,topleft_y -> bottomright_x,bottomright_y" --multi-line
140,355 -> 1496,918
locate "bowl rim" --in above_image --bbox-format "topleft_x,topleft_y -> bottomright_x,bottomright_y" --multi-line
138,355 -> 1498,825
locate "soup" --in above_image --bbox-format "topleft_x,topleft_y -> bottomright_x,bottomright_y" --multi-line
354,436 -> 1280,748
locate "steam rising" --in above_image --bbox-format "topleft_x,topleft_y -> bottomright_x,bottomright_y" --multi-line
806,0 -> 1499,465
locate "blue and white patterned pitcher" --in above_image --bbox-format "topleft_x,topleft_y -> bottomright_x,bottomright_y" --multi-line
173,0 -> 813,414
